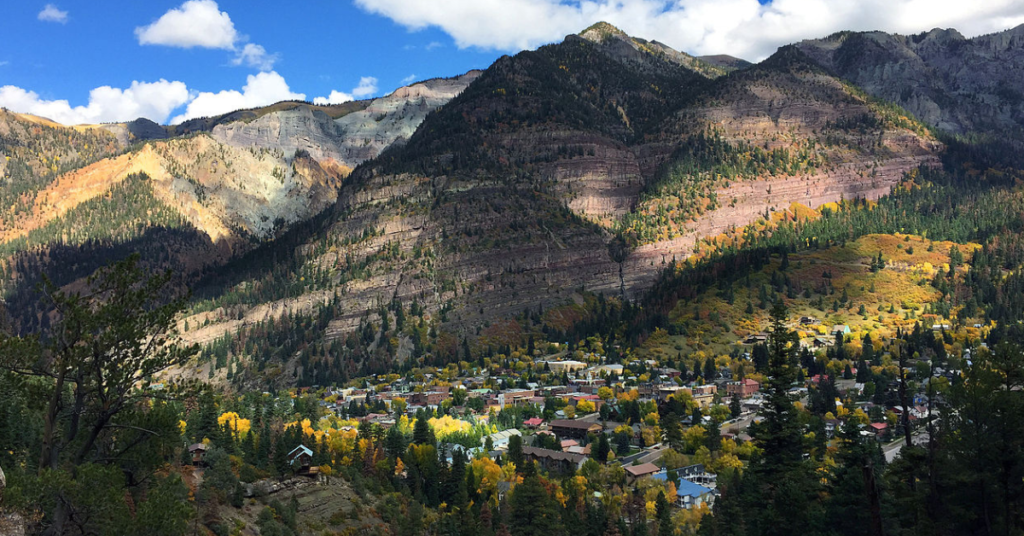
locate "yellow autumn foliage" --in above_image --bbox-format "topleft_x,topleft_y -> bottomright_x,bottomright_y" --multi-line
217,412 -> 251,436
426,415 -> 472,440
577,399 -> 596,414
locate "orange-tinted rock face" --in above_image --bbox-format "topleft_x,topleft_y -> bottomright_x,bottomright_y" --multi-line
2,136 -> 346,246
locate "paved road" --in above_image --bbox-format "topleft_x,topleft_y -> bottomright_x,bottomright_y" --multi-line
883,429 -> 931,463
723,413 -> 757,435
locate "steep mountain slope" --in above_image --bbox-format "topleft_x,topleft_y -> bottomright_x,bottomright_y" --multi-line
0,110 -> 124,231
623,46 -> 939,249
0,73 -> 478,249
175,26 -> 939,379
98,100 -> 370,144
699,54 -> 753,71
796,25 -> 1024,140
0,74 -> 480,337
210,72 -> 482,170
579,22 -> 733,78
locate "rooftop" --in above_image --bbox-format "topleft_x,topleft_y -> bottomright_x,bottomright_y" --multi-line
625,462 -> 661,477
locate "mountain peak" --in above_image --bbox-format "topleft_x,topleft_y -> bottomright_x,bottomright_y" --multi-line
579,21 -> 629,43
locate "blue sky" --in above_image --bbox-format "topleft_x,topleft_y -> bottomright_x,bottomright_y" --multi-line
2,0 -> 1023,125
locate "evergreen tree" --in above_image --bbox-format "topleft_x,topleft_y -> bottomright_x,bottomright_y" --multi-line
705,418 -> 722,452
824,421 -> 887,536
655,491 -> 673,536
595,432 -> 611,463
508,434 -> 524,470
739,301 -> 823,536
385,424 -> 407,460
704,358 -> 717,381
663,413 -> 684,451
413,411 -> 435,446
509,474 -> 564,536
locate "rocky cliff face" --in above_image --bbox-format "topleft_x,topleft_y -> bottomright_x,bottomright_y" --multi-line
208,72 -> 482,170
211,106 -> 350,166
1,72 -> 479,260
332,71 -> 484,164
796,25 -> 1024,139
2,134 -> 344,245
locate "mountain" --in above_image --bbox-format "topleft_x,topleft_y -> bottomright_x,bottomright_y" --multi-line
153,23 -> 939,384
98,100 -> 370,144
699,54 -> 753,71
796,25 -> 1024,140
0,72 -> 480,245
210,72 -> 483,170
0,74 -> 480,335
0,22 -> 957,385
578,21 -> 734,78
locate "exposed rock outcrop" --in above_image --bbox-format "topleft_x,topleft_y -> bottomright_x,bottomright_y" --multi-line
797,25 -> 1024,139
209,72 -> 482,169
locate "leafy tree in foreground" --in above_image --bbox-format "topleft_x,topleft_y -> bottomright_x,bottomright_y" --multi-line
0,254 -> 198,535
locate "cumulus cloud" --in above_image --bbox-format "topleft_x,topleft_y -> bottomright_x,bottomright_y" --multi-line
351,77 -> 379,98
232,43 -> 278,71
38,4 -> 68,24
314,76 -> 380,105
136,0 -> 238,49
312,90 -> 354,105
0,80 -> 190,125
354,0 -> 1024,60
171,71 -> 305,124
400,74 -> 417,85
136,0 -> 280,71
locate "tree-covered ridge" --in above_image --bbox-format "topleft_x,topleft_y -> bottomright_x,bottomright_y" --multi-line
618,131 -> 825,244
0,172 -> 190,303
0,173 -> 214,335
360,32 -> 708,180
0,173 -> 187,260
0,110 -> 124,230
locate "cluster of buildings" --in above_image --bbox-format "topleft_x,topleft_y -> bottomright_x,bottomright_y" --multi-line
302,358 -> 772,510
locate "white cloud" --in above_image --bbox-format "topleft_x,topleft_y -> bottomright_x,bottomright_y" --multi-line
313,76 -> 380,105
38,4 -> 68,24
171,71 -> 305,124
313,90 -> 354,105
136,1 -> 281,72
354,0 -> 1024,60
232,43 -> 278,71
135,0 -> 238,49
0,80 -> 190,125
351,77 -> 378,98
400,74 -> 417,85
425,41 -> 443,50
